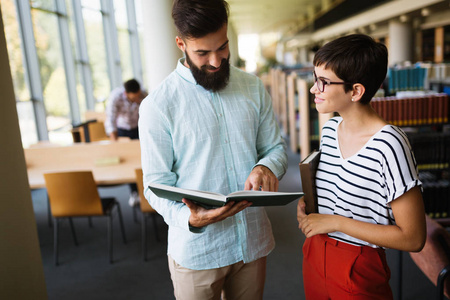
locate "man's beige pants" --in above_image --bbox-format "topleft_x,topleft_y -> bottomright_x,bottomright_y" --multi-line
168,255 -> 267,300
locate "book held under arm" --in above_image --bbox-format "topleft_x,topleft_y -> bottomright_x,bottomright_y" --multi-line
149,182 -> 304,209
299,150 -> 321,214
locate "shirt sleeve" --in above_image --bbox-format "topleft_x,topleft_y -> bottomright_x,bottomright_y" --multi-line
253,79 -> 288,180
105,90 -> 119,135
383,128 -> 421,203
138,97 -> 194,232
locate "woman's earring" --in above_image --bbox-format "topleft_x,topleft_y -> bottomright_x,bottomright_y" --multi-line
351,98 -> 355,102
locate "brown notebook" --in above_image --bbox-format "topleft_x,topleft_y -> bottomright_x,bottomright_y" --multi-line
299,150 -> 320,214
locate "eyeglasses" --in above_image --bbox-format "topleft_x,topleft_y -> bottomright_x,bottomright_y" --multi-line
313,71 -> 353,92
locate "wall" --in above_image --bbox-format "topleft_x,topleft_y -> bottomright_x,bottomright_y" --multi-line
0,10 -> 47,300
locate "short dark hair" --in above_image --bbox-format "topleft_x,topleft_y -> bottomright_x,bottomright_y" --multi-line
313,34 -> 388,104
124,79 -> 140,93
172,0 -> 229,39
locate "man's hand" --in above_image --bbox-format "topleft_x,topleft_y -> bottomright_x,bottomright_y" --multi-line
110,131 -> 118,141
244,165 -> 279,191
183,198 -> 252,228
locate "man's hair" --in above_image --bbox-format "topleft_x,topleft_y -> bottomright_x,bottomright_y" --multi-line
313,34 -> 388,104
124,79 -> 140,93
172,0 -> 229,39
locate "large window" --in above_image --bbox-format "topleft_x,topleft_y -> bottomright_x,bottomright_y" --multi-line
114,0 -> 133,81
3,0 -> 38,147
2,0 -> 144,147
31,1 -> 72,144
81,0 -> 110,108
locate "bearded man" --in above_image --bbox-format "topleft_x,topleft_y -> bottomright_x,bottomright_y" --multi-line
138,1 -> 287,299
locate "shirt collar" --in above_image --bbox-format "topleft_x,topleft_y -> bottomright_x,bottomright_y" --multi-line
176,58 -> 197,85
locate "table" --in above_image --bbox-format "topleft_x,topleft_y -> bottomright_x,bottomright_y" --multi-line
25,139 -> 141,229
25,140 -> 141,189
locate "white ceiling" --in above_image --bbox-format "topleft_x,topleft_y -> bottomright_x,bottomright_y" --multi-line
226,0 -> 450,50
227,0 -> 343,37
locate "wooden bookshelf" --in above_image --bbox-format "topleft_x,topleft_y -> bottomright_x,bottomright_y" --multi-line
279,71 -> 289,135
285,71 -> 333,159
269,68 -> 289,135
419,25 -> 450,63
286,72 -> 298,152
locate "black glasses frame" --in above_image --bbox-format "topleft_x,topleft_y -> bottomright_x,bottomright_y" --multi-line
313,71 -> 353,92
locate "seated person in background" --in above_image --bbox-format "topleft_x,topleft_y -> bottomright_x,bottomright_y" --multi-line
105,78 -> 147,206
105,78 -> 147,141
297,34 -> 426,299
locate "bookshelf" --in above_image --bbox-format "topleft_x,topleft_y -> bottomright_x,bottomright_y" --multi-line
269,68 -> 289,136
380,47 -> 450,220
286,72 -> 298,152
371,91 -> 450,220
371,93 -> 449,126
407,128 -> 450,220
445,25 -> 450,62
285,71 -> 333,159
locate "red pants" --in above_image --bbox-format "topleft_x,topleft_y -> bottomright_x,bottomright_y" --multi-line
302,234 -> 393,300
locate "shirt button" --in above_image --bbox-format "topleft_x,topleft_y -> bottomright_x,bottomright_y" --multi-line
238,220 -> 242,224
229,167 -> 233,171
218,113 -> 222,117
225,140 -> 228,143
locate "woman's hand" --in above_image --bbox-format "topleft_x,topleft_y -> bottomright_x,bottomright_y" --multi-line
297,196 -> 340,238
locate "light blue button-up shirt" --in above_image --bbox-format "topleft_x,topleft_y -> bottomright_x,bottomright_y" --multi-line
139,59 -> 287,270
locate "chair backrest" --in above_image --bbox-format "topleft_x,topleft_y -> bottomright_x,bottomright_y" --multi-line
410,215 -> 450,298
85,121 -> 109,142
44,171 -> 104,217
135,169 -> 156,213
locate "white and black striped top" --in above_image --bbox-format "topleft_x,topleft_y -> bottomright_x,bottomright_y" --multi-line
317,117 -> 421,248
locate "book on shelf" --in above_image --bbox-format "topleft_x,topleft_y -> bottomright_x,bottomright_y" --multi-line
299,150 -> 320,214
388,67 -> 427,93
148,183 -> 304,209
371,93 -> 449,126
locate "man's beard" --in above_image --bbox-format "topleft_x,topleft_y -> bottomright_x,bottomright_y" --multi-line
185,52 -> 230,92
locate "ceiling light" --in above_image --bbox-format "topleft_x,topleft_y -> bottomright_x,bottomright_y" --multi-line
421,8 -> 430,17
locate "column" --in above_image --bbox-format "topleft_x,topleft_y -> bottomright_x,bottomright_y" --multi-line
227,24 -> 239,67
388,19 -> 413,66
298,47 -> 309,65
140,0 -> 180,92
0,12 -> 47,299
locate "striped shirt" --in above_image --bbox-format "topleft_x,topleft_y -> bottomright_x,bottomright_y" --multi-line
317,117 -> 421,248
139,59 -> 287,270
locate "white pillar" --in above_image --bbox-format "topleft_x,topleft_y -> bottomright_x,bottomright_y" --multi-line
228,24 -> 239,67
298,47 -> 308,64
141,0 -> 180,92
388,19 -> 413,66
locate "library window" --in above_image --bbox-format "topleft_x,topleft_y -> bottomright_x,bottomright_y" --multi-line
31,3 -> 72,144
2,0 -> 144,147
81,0 -> 110,109
3,0 -> 38,146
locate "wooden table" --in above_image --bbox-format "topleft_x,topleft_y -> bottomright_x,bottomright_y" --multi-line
25,140 -> 142,189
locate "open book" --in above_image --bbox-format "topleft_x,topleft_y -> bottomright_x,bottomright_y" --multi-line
299,150 -> 320,214
149,183 -> 304,208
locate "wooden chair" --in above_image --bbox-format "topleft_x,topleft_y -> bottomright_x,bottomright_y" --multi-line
44,171 -> 127,265
409,215 -> 450,300
135,169 -> 160,261
81,121 -> 109,142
